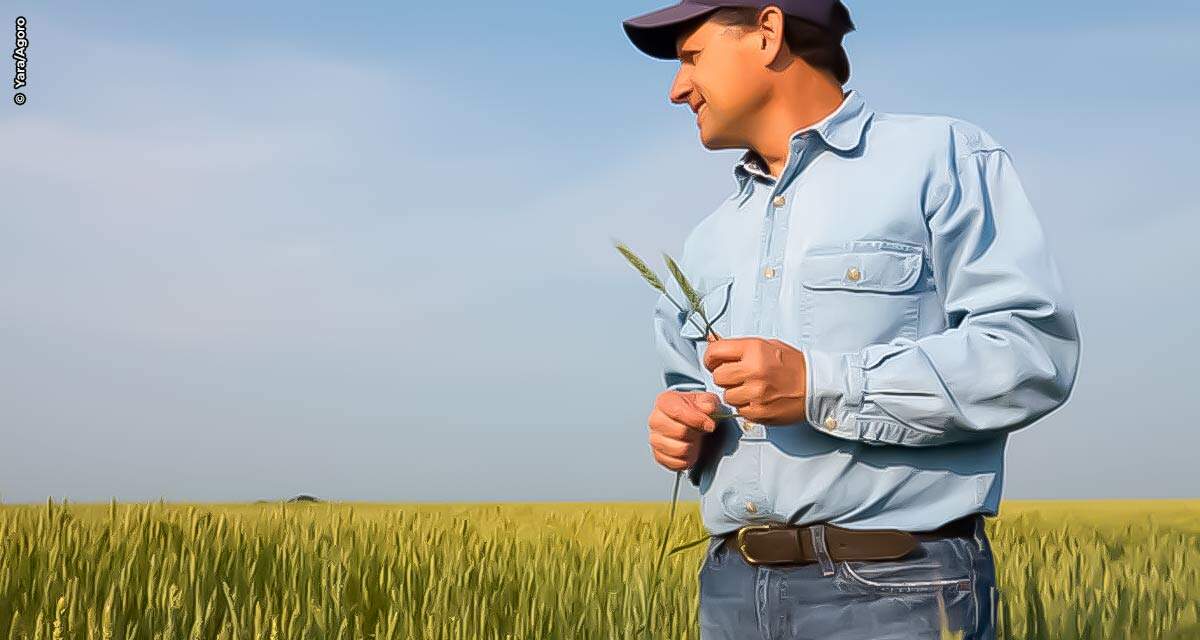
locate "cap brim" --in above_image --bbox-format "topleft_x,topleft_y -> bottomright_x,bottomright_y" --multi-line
622,2 -> 721,60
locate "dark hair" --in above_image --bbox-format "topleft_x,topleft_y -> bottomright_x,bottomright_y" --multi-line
709,5 -> 854,85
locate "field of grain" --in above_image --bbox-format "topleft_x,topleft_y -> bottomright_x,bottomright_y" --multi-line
1,499 -> 1197,639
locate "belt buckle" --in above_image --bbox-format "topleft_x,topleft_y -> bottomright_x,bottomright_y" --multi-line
735,522 -> 791,566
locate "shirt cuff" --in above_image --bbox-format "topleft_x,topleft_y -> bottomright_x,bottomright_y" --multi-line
802,347 -> 868,441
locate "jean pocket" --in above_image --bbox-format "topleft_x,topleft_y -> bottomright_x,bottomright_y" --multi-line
836,537 -> 974,595
834,537 -> 981,638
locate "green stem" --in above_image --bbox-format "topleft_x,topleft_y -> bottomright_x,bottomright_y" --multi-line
662,291 -> 715,339
668,534 -> 711,555
640,469 -> 683,640
637,288 -> 728,638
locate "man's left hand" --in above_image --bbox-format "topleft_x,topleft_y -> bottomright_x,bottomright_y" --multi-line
702,337 -> 808,425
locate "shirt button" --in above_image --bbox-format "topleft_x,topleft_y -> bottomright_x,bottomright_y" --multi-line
772,195 -> 786,208
846,267 -> 862,282
763,266 -> 776,279
745,500 -> 758,514
823,416 -> 838,430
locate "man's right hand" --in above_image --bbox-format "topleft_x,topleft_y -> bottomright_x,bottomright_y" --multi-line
647,390 -> 720,472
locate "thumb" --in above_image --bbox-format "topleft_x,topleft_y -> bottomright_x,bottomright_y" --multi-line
692,393 -> 719,415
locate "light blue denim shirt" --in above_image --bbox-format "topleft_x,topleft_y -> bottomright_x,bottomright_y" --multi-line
652,89 -> 1081,537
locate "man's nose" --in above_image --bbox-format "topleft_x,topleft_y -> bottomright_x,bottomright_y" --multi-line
668,67 -> 692,106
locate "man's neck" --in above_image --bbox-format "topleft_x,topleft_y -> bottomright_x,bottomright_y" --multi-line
747,81 -> 847,179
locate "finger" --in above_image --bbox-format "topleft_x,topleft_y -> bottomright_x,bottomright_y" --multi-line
721,384 -> 744,408
710,362 -> 750,389
702,338 -> 747,372
649,430 -> 693,459
652,448 -> 690,472
650,406 -> 707,440
659,395 -> 716,432
732,403 -> 763,423
721,381 -> 764,409
683,391 -> 720,417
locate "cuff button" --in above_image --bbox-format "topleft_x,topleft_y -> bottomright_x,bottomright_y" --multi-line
823,416 -> 838,430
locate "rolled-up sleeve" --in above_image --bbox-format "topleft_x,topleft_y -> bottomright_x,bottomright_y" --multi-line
804,142 -> 1081,447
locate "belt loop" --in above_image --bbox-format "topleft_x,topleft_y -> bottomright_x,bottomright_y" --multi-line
809,524 -> 836,577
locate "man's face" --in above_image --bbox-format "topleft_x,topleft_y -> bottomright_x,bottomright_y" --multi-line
670,16 -> 769,149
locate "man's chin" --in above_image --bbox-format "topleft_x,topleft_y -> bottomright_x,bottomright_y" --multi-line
698,130 -> 730,150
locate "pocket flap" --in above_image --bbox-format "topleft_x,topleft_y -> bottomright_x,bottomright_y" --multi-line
799,245 -> 923,293
679,276 -> 734,341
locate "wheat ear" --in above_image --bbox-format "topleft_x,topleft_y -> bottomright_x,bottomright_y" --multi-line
612,240 -> 710,337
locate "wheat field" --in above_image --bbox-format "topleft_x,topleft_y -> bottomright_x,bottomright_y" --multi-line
1,499 -> 1197,639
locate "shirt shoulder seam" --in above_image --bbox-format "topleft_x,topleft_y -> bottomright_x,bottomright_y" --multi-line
954,147 -> 1009,178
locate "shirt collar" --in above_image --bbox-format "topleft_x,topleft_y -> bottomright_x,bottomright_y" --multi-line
732,89 -> 873,195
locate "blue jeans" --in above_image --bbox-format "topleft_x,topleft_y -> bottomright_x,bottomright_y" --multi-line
698,515 -> 999,640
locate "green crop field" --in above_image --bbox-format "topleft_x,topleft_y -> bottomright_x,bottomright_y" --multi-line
1,499 -> 1197,639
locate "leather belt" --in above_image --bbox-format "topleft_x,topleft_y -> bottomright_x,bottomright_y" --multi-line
723,513 -> 981,567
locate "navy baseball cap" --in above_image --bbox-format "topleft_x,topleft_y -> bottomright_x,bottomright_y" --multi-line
622,0 -> 853,60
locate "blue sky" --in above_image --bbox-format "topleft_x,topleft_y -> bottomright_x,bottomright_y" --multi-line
1,1 -> 1198,503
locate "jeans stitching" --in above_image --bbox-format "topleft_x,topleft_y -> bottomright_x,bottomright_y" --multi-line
754,567 -> 770,640
971,517 -> 993,636
840,560 -> 964,590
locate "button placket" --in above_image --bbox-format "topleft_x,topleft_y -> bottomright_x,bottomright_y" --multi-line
756,186 -> 791,336
729,136 -> 813,529
755,136 -> 811,336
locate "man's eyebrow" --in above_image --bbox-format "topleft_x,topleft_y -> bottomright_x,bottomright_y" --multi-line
678,45 -> 701,58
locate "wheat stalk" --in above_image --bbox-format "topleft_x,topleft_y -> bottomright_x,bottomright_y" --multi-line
612,239 -> 714,342
663,252 -> 732,343
612,239 -> 744,640
614,241 -> 666,293
663,254 -> 701,310
662,252 -> 706,325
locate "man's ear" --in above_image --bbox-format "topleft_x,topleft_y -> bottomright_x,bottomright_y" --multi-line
753,7 -> 786,64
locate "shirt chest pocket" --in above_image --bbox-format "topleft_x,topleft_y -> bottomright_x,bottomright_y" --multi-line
678,276 -> 735,342
795,243 -> 925,352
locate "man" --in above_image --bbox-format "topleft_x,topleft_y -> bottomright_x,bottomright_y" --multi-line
622,1 -> 1081,638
